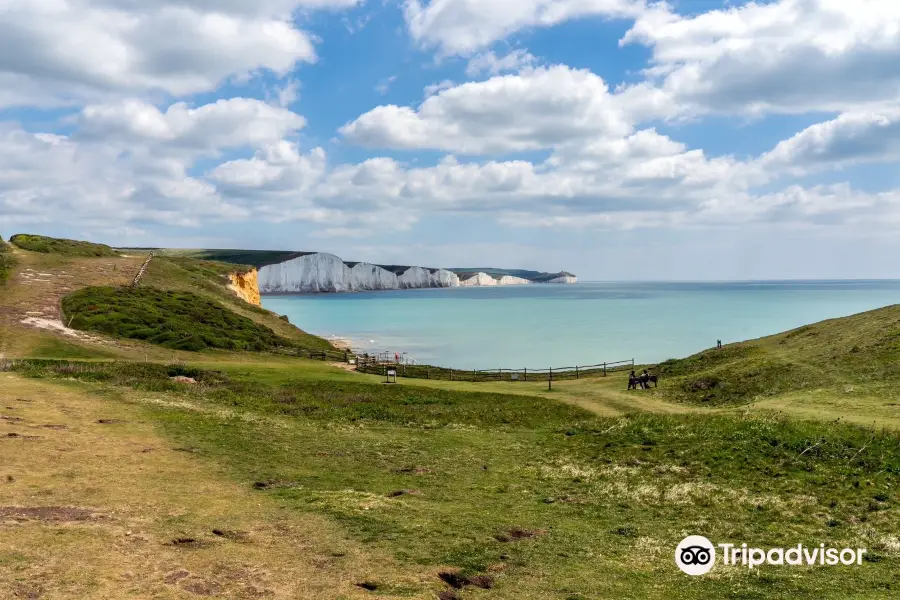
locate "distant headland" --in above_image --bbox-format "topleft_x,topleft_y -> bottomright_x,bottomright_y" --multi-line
149,248 -> 578,294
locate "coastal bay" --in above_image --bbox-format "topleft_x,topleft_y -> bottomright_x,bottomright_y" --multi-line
262,280 -> 900,370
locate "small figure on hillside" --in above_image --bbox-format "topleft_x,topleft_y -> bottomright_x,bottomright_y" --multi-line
640,369 -> 650,388
394,352 -> 400,364
628,370 -> 643,391
717,339 -> 722,349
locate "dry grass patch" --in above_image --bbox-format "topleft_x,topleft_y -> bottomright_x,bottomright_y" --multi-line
0,375 -> 431,599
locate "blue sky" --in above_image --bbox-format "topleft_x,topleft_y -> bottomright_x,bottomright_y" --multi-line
2,0 -> 900,280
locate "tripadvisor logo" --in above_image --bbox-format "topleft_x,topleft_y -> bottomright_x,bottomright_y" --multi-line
675,536 -> 868,575
676,536 -> 716,576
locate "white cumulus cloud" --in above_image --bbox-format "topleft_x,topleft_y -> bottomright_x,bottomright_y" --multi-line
0,0 -> 362,107
341,66 -> 635,154
621,0 -> 900,115
405,0 -> 647,56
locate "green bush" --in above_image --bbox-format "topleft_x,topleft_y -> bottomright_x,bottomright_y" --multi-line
0,235 -> 14,284
10,233 -> 120,257
61,286 -> 293,352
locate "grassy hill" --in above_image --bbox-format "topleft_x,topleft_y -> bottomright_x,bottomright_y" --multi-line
10,233 -> 120,257
140,255 -> 335,352
655,304 -> 900,405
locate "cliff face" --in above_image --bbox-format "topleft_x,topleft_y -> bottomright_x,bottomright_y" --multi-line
254,252 -> 575,294
460,273 -> 532,286
497,275 -> 532,285
228,269 -> 261,305
258,253 -> 460,293
459,272 -> 497,287
549,275 -> 578,284
398,266 -> 460,289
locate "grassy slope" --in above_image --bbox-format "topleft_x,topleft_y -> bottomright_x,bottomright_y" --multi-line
140,255 -> 335,352
655,304 -> 900,405
7,358 -> 900,599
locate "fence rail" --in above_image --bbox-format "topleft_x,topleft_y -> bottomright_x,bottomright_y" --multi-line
355,356 -> 634,382
286,347 -> 353,362
278,342 -> 635,384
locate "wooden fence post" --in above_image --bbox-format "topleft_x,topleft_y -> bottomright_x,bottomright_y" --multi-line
576,366 -> 579,379
449,369 -> 453,381
603,362 -> 607,377
548,367 -> 553,391
473,369 -> 477,382
426,367 -> 430,379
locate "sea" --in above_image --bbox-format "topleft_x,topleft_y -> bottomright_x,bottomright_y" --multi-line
261,280 -> 900,370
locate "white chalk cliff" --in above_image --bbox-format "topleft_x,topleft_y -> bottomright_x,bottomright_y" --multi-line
258,253 -> 460,293
257,252 -> 575,293
549,275 -> 578,284
460,273 -> 532,286
459,272 -> 497,287
498,275 -> 532,285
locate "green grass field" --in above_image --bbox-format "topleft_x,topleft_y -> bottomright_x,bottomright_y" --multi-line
6,358 -> 899,599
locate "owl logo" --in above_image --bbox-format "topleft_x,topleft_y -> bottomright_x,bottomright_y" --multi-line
675,536 -> 716,575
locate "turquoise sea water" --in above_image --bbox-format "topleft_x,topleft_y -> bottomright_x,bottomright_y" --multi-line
261,281 -> 900,370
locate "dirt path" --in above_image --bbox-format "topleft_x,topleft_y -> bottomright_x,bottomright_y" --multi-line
0,375 -> 430,599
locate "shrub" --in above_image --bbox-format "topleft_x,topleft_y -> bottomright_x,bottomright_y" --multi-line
9,233 -> 120,257
0,235 -> 14,284
61,286 -> 294,352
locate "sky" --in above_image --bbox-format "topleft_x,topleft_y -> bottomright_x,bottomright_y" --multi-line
2,0 -> 900,280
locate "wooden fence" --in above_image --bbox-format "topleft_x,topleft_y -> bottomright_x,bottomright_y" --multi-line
355,356 -> 635,382
287,347 -> 354,362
